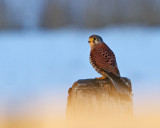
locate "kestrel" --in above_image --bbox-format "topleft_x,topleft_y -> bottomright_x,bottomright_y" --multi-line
88,35 -> 128,89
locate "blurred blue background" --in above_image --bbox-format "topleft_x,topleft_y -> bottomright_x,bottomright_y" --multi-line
0,0 -> 160,120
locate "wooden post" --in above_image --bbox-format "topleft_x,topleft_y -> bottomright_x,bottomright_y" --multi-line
66,77 -> 133,120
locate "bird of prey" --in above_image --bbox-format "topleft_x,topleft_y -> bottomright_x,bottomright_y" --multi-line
88,35 -> 129,90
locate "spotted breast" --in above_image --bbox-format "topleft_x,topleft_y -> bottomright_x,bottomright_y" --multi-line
90,43 -> 120,77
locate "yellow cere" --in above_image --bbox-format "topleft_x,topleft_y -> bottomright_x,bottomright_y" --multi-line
89,38 -> 94,42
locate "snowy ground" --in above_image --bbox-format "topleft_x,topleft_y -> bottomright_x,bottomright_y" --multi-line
0,26 -> 160,118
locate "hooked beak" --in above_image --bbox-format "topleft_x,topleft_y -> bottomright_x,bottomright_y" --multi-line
88,38 -> 93,43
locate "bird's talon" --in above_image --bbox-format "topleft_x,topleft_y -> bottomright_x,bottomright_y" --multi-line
96,76 -> 106,80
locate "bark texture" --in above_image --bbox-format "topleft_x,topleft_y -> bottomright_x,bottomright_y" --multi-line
66,77 -> 133,120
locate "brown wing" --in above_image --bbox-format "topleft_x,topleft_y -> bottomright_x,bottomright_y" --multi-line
90,43 -> 120,76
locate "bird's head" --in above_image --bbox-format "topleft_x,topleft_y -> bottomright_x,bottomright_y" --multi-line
88,35 -> 103,49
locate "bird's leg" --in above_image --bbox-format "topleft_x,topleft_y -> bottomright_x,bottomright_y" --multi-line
96,76 -> 107,80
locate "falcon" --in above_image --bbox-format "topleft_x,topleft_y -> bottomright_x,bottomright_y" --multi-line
88,35 -> 128,89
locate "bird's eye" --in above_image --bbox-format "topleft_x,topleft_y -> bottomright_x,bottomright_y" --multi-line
93,38 -> 96,40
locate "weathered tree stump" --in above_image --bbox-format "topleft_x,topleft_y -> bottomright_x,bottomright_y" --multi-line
66,77 -> 133,120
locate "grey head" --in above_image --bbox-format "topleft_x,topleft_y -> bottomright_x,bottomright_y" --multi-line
88,35 -> 103,49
